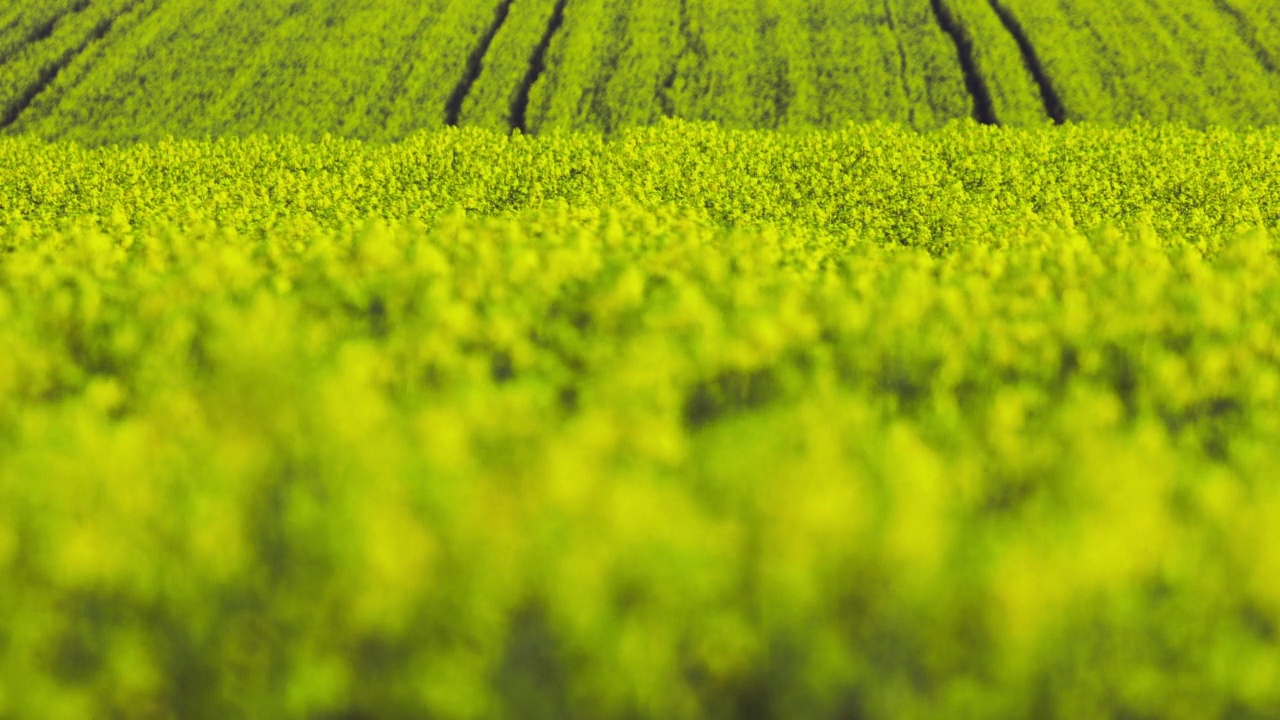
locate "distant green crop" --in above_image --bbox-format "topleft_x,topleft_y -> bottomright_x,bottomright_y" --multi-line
2,120 -> 1279,249
1,123 -> 1279,719
1,0 -> 1276,143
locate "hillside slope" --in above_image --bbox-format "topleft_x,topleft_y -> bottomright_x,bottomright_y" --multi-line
0,0 -> 1276,143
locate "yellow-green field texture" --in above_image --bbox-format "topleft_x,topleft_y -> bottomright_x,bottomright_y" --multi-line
2,0 -> 1280,718
1,124 -> 1279,718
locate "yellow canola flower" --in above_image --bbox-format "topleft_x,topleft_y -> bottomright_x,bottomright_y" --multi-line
0,125 -> 1278,719
1243,489 -> 1280,621
54,521 -> 124,589
883,422 -> 953,581
0,520 -> 17,571
417,649 -> 494,720
1065,422 -> 1178,586
351,495 -> 439,636
993,538 -> 1072,654
187,493 -> 249,584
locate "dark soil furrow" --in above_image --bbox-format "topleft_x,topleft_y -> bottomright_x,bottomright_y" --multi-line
1,0 -> 141,129
378,10 -> 442,129
445,0 -> 515,126
757,0 -> 790,127
660,0 -> 698,117
987,0 -> 1066,123
0,0 -> 91,67
929,0 -> 998,125
510,0 -> 568,133
589,5 -> 630,132
1213,0 -> 1276,74
0,15 -> 23,40
882,1 -> 918,127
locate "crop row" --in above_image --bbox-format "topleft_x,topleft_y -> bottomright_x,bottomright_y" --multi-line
3,120 -> 1278,254
3,0 -> 1276,142
0,0 -> 149,130
992,0 -> 1280,127
0,0 -> 88,67
3,185 -> 1280,718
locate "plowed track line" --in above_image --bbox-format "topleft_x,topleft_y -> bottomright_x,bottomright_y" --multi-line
445,0 -> 515,126
987,0 -> 1065,123
377,9 -> 441,133
882,0 -> 918,127
0,14 -> 23,40
591,1 -> 630,131
0,0 -> 90,67
1213,0 -> 1276,74
660,0 -> 699,118
930,0 -> 997,125
510,0 -> 568,132
1,1 -> 146,129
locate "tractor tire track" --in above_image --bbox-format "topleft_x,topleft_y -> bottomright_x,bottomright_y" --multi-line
0,0 -> 90,67
757,0 -> 791,128
610,5 -> 633,126
987,0 -> 1066,123
0,14 -> 23,41
377,5 -> 446,134
510,0 -> 568,133
1212,0 -> 1276,74
1,0 -> 145,130
660,0 -> 701,118
445,0 -> 516,126
882,0 -> 918,128
587,1 -> 631,132
929,0 -> 998,125
1056,0 -> 1123,110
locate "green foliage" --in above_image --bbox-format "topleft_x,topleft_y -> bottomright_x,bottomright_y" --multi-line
999,0 -> 1280,128
3,0 -> 1277,141
0,0 -> 138,126
1,123 -> 1280,718
0,3 -> 1275,720
3,120 -> 1279,251
942,0 -> 1050,126
0,0 -> 87,65
456,0 -> 565,132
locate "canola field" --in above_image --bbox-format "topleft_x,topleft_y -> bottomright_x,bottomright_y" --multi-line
1,2 -> 1280,720
2,0 -> 1280,141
